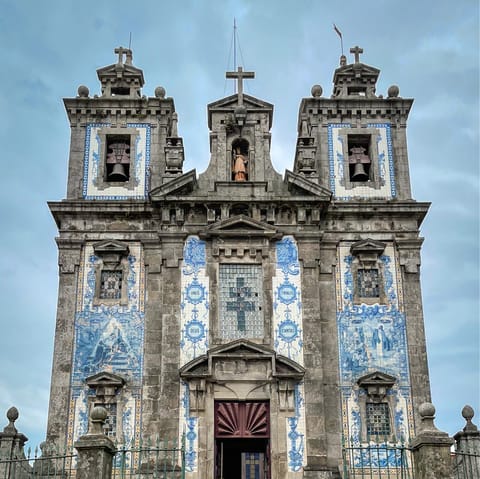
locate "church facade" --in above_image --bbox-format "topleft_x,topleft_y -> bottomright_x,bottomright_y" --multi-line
46,46 -> 431,478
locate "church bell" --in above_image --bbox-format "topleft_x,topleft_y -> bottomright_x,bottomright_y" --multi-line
351,162 -> 369,181
108,163 -> 129,181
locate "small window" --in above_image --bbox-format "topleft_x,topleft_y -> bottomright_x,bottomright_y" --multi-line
111,87 -> 130,96
366,402 -> 391,437
99,270 -> 123,300
357,268 -> 380,298
105,135 -> 131,182
94,402 -> 117,438
347,86 -> 367,96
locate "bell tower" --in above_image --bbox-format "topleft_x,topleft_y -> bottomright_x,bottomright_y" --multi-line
197,66 -> 284,193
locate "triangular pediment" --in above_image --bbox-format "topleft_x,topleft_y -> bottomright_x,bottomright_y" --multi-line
208,94 -> 273,111
334,63 -> 380,78
208,94 -> 274,130
357,371 -> 396,388
285,170 -> 332,199
96,63 -> 145,84
180,340 -> 304,380
93,239 -> 129,255
85,371 -> 125,388
350,239 -> 386,256
150,170 -> 197,200
201,215 -> 278,238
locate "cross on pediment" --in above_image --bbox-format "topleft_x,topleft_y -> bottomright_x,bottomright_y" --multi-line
226,66 -> 255,105
114,46 -> 132,65
350,45 -> 364,64
226,277 -> 255,332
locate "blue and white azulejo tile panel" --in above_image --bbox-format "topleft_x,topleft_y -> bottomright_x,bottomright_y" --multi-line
273,236 -> 306,471
285,383 -> 306,472
179,382 -> 198,473
67,243 -> 145,449
179,236 -> 208,472
273,236 -> 304,365
336,243 -> 414,448
82,123 -> 151,199
180,236 -> 209,366
327,123 -> 395,200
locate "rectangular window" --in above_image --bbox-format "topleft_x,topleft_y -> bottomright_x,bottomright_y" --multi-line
94,403 -> 117,438
219,264 -> 263,339
99,270 -> 122,299
357,268 -> 380,298
366,402 -> 391,437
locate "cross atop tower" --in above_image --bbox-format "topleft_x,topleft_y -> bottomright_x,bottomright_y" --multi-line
226,66 -> 255,105
350,45 -> 364,64
114,46 -> 133,66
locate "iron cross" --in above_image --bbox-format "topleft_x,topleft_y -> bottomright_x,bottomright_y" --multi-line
226,66 -> 255,105
350,46 -> 364,64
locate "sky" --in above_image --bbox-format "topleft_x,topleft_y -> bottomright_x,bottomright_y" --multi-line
0,0 -> 478,452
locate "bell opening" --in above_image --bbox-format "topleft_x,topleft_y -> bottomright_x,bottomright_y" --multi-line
105,135 -> 131,182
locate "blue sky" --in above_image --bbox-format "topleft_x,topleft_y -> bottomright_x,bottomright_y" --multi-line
0,0 -> 478,450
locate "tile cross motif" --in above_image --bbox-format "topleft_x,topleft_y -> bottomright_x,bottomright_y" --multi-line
226,277 -> 256,331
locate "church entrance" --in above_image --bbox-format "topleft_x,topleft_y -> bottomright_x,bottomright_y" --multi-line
214,401 -> 270,479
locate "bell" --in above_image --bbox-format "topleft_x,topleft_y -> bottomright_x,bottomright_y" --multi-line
108,163 -> 128,181
351,162 -> 369,181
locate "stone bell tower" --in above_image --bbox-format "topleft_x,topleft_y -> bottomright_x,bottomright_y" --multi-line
46,45 -> 431,479
46,47 -> 186,451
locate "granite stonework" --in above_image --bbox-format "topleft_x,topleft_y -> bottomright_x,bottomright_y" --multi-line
46,46 -> 432,478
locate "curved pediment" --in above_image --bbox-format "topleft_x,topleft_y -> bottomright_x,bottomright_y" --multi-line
180,339 -> 304,381
201,215 -> 279,239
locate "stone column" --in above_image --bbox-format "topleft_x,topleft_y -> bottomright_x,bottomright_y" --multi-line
453,405 -> 480,479
410,402 -> 454,479
74,406 -> 116,479
0,407 -> 31,479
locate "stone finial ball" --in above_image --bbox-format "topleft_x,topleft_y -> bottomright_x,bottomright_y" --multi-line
6,406 -> 19,422
90,406 -> 108,422
462,405 -> 475,421
155,86 -> 166,99
77,85 -> 89,98
311,84 -> 323,98
419,402 -> 435,418
387,85 -> 400,98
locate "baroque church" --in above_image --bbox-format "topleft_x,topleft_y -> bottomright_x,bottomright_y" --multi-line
45,46 -> 431,478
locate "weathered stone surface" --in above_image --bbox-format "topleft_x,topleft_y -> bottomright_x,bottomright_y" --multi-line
46,46 -> 432,479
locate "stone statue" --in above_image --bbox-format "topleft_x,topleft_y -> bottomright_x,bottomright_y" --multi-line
233,148 -> 248,181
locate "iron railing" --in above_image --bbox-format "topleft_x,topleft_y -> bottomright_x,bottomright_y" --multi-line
0,445 -> 77,478
452,450 -> 480,479
112,437 -> 185,479
342,442 -> 413,479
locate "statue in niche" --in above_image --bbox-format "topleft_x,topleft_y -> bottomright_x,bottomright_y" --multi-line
233,147 -> 248,181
